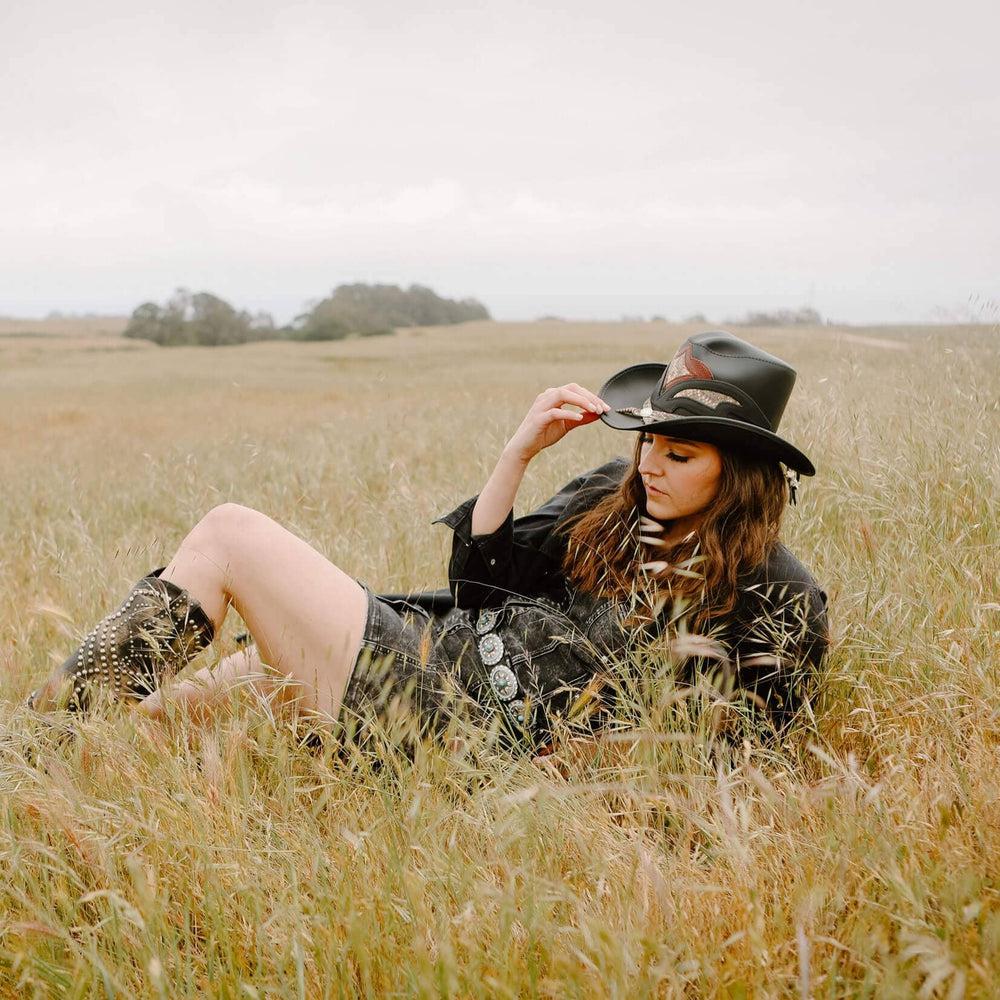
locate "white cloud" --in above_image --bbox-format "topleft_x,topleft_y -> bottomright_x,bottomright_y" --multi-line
1,0 -> 997,322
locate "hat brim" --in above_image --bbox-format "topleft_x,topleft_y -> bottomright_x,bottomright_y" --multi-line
599,363 -> 816,476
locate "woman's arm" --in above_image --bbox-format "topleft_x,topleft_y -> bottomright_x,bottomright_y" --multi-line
717,581 -> 830,739
472,383 -> 609,536
470,449 -> 532,536
434,383 -> 610,607
435,458 -> 630,607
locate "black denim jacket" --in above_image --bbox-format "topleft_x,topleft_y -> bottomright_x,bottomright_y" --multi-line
432,457 -> 830,736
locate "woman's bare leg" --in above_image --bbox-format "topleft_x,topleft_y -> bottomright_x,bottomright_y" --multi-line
137,644 -> 288,725
133,503 -> 368,722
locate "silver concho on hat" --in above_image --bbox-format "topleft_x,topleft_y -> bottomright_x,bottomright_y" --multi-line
489,664 -> 518,701
478,632 -> 504,666
475,608 -> 501,635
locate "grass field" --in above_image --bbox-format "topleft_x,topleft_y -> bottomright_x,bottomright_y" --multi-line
0,315 -> 129,340
1,319 -> 998,998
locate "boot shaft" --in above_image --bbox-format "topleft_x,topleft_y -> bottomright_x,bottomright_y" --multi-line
27,568 -> 215,713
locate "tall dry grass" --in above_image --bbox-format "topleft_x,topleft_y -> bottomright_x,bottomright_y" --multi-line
0,315 -> 128,342
1,320 -> 998,997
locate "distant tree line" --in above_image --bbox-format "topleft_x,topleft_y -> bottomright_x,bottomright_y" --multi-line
294,283 -> 489,340
727,307 -> 824,326
608,308 -> 825,326
534,308 -> 825,326
123,283 -> 490,346
123,290 -> 276,346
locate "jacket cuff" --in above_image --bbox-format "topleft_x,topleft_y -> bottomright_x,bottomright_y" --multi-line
432,496 -> 514,565
431,495 -> 477,536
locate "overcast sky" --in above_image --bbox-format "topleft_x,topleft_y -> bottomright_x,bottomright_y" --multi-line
2,0 -> 997,324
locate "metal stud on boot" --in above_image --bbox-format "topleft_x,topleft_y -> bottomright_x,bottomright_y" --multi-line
26,568 -> 215,713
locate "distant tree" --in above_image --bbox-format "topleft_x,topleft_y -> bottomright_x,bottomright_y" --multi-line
292,283 -> 490,340
158,290 -> 191,344
732,307 -> 824,327
123,288 -> 277,346
683,313 -> 709,324
294,312 -> 352,341
124,302 -> 167,344
188,292 -> 244,346
124,282 -> 489,345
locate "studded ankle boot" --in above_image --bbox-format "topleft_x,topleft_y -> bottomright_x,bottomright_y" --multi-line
27,568 -> 216,713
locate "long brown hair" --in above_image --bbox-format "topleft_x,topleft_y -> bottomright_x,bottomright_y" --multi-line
560,435 -> 788,632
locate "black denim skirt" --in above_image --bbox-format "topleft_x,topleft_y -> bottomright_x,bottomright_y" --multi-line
340,581 -> 615,753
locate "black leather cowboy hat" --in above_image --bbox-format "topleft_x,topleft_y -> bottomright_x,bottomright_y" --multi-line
599,331 -> 815,475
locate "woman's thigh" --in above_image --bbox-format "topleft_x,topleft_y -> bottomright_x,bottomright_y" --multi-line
165,503 -> 369,720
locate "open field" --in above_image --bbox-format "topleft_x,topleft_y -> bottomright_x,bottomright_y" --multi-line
1,320 -> 998,997
0,315 -> 129,340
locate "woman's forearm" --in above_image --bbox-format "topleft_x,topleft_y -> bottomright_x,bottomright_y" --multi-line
471,448 -> 532,536
470,382 -> 605,536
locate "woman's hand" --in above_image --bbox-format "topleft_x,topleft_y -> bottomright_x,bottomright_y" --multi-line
504,383 -> 610,464
470,383 -> 610,536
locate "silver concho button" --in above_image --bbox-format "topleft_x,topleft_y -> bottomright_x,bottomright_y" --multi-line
506,698 -> 528,725
475,608 -> 501,635
489,664 -> 519,701
478,632 -> 505,665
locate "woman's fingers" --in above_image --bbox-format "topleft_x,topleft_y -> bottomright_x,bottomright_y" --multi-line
565,382 -> 610,412
556,389 -> 600,412
544,407 -> 584,422
541,408 -> 601,433
510,381 -> 608,460
541,386 -> 606,414
134,689 -> 163,719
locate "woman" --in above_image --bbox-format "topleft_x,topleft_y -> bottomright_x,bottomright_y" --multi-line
26,331 -> 829,751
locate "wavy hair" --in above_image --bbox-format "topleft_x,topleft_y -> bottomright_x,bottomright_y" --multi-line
559,435 -> 789,632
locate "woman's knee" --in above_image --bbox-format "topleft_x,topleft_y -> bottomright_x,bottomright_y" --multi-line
194,502 -> 268,549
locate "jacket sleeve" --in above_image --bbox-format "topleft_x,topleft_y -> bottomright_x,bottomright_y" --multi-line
432,458 -> 628,608
723,580 -> 830,737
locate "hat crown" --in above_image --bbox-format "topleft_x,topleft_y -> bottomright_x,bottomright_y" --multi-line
653,331 -> 797,431
596,329 -> 815,475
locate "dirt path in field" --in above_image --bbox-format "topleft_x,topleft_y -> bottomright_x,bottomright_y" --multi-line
836,332 -> 910,350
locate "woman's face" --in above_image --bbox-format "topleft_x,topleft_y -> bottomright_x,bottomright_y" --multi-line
636,432 -> 723,530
